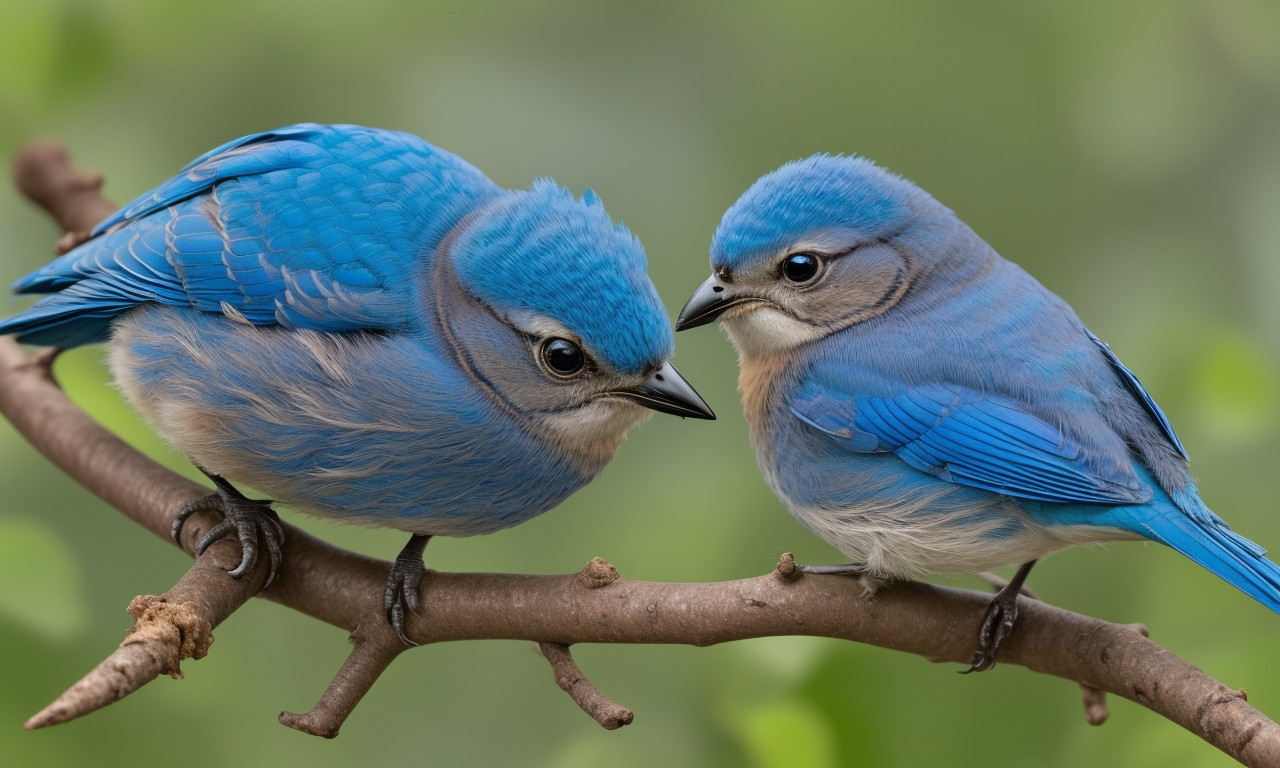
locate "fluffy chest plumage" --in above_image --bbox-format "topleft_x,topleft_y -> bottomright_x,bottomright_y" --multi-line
732,309 -> 1144,578
109,305 -> 595,537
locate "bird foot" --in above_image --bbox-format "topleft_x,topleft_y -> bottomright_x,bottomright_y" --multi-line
385,534 -> 431,645
964,591 -> 1019,673
173,472 -> 283,587
794,563 -> 883,597
795,563 -> 868,577
962,560 -> 1036,673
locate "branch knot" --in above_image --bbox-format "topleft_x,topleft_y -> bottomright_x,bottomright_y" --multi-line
577,557 -> 620,589
9,138 -> 1280,765
774,552 -> 800,581
122,595 -> 213,678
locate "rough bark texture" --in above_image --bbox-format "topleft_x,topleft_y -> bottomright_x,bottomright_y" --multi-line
5,141 -> 1279,766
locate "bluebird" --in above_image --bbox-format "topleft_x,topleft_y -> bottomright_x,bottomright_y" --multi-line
2,123 -> 714,642
676,154 -> 1280,670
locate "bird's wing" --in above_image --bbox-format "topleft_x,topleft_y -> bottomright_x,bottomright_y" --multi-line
788,376 -> 1153,505
88,123 -> 335,236
1086,329 -> 1188,460
4,123 -> 500,347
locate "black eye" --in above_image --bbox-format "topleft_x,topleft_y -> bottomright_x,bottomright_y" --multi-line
542,338 -> 584,376
781,252 -> 821,283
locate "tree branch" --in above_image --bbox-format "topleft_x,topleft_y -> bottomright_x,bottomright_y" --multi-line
538,642 -> 635,730
5,140 -> 1280,766
23,549 -> 240,730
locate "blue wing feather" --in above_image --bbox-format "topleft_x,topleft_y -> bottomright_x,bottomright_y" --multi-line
1087,330 -> 1188,460
790,379 -> 1152,505
2,124 -> 502,346
90,123 -> 331,236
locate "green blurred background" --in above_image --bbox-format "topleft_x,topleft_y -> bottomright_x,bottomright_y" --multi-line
2,1 -> 1279,766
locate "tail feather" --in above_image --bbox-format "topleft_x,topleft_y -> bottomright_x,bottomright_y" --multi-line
0,294 -> 125,347
1119,501 -> 1280,614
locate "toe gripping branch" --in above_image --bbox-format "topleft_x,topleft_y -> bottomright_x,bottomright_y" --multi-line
18,141 -> 1280,764
385,534 -> 431,646
25,468 -> 287,732
5,144 -> 635,740
173,471 -> 284,587
965,560 -> 1037,674
280,556 -> 634,738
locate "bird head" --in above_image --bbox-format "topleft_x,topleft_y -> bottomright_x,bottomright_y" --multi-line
676,155 -> 970,357
441,180 -> 713,463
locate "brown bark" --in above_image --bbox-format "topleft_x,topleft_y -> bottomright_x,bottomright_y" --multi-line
4,141 -> 1278,765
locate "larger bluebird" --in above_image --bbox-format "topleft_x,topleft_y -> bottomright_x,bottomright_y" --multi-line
1,123 -> 713,641
677,154 -> 1280,670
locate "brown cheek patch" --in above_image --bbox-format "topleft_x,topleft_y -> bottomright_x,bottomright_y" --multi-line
809,245 -> 908,329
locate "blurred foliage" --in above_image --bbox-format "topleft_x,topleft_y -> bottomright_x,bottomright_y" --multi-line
1,0 -> 1279,766
0,518 -> 86,639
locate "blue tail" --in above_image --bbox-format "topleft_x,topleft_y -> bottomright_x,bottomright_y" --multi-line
1115,495 -> 1280,614
0,295 -> 126,348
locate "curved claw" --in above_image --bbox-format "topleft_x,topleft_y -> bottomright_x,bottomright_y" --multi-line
961,560 -> 1036,674
384,534 -> 431,646
173,474 -> 284,588
173,495 -> 219,544
225,515 -> 261,580
261,514 -> 285,588
385,563 -> 425,646
196,518 -> 235,557
963,598 -> 1017,673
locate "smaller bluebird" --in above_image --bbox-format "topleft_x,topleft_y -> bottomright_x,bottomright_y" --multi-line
677,154 -> 1280,670
1,123 -> 714,642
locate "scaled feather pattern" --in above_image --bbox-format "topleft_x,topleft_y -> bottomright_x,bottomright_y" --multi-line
680,153 -> 1280,613
2,123 -> 696,542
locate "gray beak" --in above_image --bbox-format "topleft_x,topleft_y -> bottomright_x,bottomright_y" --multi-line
614,361 -> 715,420
675,275 -> 733,331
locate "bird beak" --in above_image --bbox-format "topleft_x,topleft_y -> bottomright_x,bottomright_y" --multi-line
612,361 -> 715,420
675,275 -> 733,331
